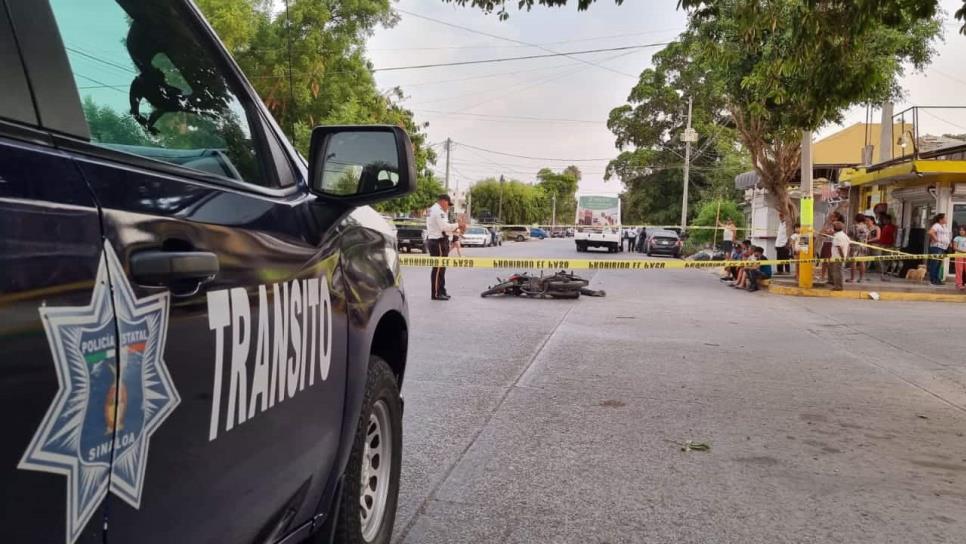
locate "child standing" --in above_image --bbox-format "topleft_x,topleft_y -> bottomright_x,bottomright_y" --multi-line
954,226 -> 966,290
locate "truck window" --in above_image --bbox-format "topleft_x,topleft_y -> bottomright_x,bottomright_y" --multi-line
49,0 -> 269,186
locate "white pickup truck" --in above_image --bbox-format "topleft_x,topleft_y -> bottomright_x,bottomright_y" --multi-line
574,193 -> 622,252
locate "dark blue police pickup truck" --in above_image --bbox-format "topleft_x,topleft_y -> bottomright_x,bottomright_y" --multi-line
1,2 -> 412,543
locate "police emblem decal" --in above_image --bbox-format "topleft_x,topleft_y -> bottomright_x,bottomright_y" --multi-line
19,242 -> 180,544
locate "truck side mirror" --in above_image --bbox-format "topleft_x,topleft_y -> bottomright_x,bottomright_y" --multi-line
308,125 -> 416,205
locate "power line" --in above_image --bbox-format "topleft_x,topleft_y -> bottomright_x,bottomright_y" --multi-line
445,48 -> 642,114
370,28 -> 682,52
396,8 -> 646,79
455,142 -> 614,162
372,43 -> 667,72
418,109 -> 603,124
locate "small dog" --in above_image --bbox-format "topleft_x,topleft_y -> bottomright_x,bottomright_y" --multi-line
905,266 -> 927,282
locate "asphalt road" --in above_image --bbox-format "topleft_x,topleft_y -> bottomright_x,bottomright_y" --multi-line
392,238 -> 966,544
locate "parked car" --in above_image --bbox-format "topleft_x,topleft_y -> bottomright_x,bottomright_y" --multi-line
503,226 -> 531,242
530,227 -> 548,239
396,223 -> 426,252
1,3 -> 412,543
461,226 -> 491,247
646,229 -> 684,257
550,228 -> 566,238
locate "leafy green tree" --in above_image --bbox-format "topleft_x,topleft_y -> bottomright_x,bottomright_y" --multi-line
195,0 -> 437,201
83,97 -> 152,147
535,166 -> 579,224
605,39 -> 748,225
469,178 -> 548,224
378,175 -> 446,216
686,1 -> 940,218
441,0 -> 964,33
689,197 -> 744,246
445,0 -> 942,221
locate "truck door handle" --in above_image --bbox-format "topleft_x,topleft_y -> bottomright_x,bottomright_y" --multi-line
131,251 -> 220,287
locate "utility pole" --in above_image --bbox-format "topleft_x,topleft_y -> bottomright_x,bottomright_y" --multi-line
680,96 -> 696,230
444,137 -> 452,191
799,130 -> 814,288
497,174 -> 505,222
551,193 -> 557,234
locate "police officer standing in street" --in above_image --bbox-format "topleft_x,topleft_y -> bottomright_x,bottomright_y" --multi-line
426,194 -> 462,300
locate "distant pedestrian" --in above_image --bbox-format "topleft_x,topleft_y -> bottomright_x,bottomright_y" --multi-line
820,211 -> 845,282
636,228 -> 647,252
426,194 -> 461,300
775,212 -> 790,275
954,226 -> 966,290
878,214 -> 898,277
718,218 -> 737,256
848,213 -> 869,284
790,223 -> 801,280
829,221 -> 848,291
927,213 -> 951,285
864,214 -> 886,281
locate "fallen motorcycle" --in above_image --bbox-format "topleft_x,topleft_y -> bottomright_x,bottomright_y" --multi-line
480,270 -> 606,299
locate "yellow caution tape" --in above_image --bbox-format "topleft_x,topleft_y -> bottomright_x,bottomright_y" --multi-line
391,221 -> 770,232
400,253 -> 966,270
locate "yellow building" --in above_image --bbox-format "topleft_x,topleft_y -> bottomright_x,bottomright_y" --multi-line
839,112 -> 966,255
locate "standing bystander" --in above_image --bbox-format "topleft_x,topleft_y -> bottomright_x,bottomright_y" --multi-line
953,226 -> 966,290
927,213 -> 951,286
775,213 -> 790,275
718,219 -> 737,256
848,214 -> 869,284
829,221 -> 849,291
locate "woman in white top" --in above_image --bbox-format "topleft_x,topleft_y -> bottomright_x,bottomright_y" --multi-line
927,213 -> 951,285
718,218 -> 737,255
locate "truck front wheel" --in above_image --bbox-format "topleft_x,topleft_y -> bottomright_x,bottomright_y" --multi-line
336,356 -> 402,544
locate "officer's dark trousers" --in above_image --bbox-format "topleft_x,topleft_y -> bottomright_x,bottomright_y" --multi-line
427,237 -> 450,297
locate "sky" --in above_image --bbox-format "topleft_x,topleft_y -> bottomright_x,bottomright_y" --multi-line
367,0 -> 966,194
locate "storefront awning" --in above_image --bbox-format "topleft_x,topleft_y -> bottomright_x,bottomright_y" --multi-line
734,171 -> 760,190
840,160 -> 966,187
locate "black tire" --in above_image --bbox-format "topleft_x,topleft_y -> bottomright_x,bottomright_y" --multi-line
516,235 -> 525,242
549,290 -> 580,299
336,356 -> 402,544
481,283 -> 514,297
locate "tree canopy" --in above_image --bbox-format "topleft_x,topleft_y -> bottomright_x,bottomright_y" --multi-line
442,0 -> 965,33
195,0 -> 437,212
606,39 -> 748,225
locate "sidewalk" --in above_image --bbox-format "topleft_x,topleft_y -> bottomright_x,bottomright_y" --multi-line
766,272 -> 966,302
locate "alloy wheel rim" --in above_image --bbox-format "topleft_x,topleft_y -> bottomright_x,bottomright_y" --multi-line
360,399 -> 392,541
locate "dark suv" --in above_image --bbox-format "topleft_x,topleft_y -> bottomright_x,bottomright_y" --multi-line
1,2 -> 412,543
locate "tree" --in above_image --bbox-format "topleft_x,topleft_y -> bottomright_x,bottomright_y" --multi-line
469,178 -> 548,225
378,175 -> 446,216
684,1 -> 940,218
445,0 -> 943,221
441,0 -> 965,33
689,197 -> 744,246
535,166 -> 580,224
605,39 -> 748,225
195,0 -> 437,202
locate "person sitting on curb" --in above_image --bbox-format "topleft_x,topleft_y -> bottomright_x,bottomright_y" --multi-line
744,246 -> 772,292
721,240 -> 748,282
729,242 -> 757,288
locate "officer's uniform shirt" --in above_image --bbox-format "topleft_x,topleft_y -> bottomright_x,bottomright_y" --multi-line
426,203 -> 457,239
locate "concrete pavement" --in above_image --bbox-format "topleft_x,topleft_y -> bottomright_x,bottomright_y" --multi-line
393,238 -> 966,543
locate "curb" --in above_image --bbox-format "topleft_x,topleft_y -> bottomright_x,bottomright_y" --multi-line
767,284 -> 966,303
